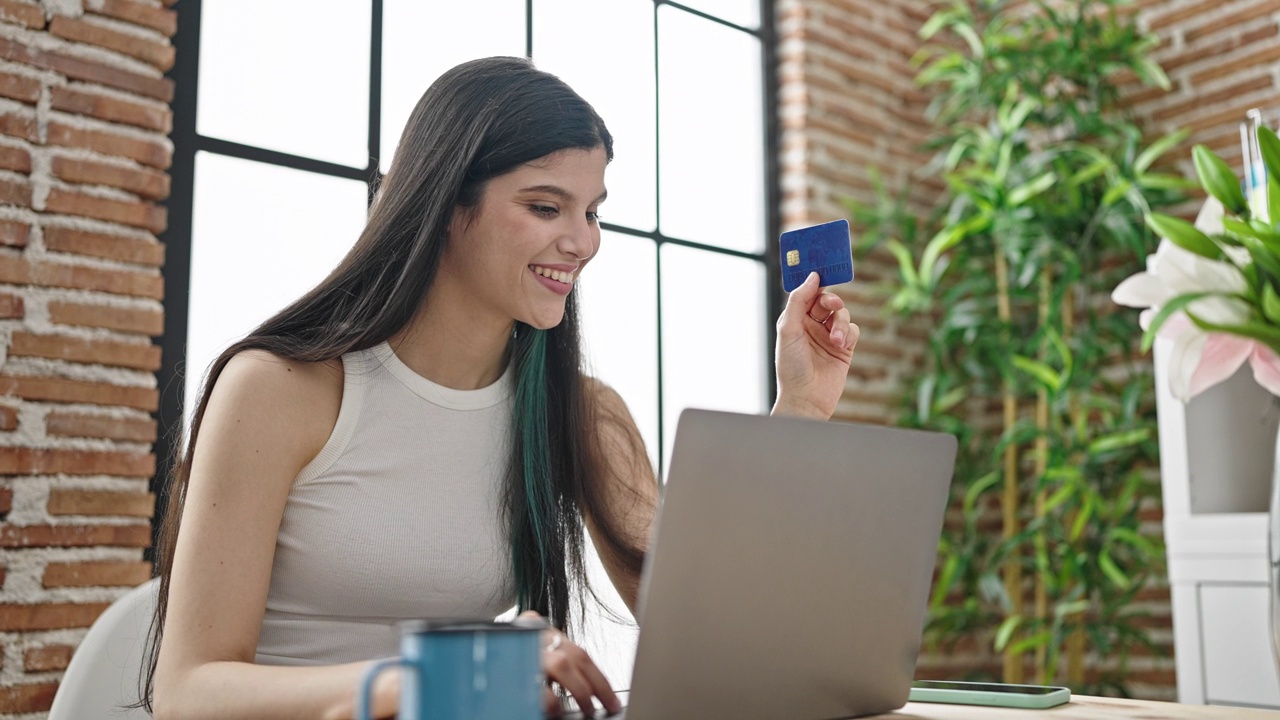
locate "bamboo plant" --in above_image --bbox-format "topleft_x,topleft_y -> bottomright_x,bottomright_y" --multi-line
850,0 -> 1188,693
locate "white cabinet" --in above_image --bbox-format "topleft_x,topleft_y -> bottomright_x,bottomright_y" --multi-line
1154,339 -> 1280,709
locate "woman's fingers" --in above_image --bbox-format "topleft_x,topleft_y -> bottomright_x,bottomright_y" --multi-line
540,629 -> 621,716
544,686 -> 564,717
804,293 -> 857,351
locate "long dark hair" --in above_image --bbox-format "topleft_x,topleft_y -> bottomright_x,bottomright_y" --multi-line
140,56 -> 650,710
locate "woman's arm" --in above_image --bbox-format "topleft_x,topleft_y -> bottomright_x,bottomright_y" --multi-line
582,381 -> 659,615
152,351 -> 393,720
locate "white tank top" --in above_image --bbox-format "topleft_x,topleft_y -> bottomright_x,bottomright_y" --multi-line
255,342 -> 518,666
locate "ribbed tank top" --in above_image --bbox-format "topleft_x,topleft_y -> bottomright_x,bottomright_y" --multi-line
254,342 -> 518,666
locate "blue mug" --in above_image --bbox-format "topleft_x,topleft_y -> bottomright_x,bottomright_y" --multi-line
356,617 -> 546,720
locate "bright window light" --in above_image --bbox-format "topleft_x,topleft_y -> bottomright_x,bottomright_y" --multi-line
197,0 -> 371,168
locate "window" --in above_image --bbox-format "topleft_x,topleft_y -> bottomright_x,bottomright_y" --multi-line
162,0 -> 778,688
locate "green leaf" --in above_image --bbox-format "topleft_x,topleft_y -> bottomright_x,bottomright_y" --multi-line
1102,180 -> 1133,207
935,386 -> 968,414
1099,551 -> 1130,589
1070,496 -> 1094,541
1258,126 -> 1280,185
1241,234 -> 1280,279
1008,172 -> 1056,207
1088,428 -> 1151,455
918,8 -> 955,40
1193,145 -> 1249,216
1043,484 -> 1076,513
1134,57 -> 1172,91
1137,173 -> 1198,192
954,22 -> 984,59
994,615 -> 1022,652
1134,129 -> 1189,174
930,553 -> 960,609
1008,631 -> 1053,656
885,240 -> 920,289
1145,212 -> 1223,260
963,471 -> 1001,519
1069,159 -> 1110,187
1012,355 -> 1062,392
1269,173 -> 1280,230
1005,97 -> 1038,134
1224,217 -> 1263,241
1264,283 -> 1280,325
1054,599 -> 1090,619
1141,292 -> 1208,352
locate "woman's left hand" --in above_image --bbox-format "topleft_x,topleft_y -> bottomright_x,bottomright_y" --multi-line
772,271 -> 858,420
519,612 -> 620,718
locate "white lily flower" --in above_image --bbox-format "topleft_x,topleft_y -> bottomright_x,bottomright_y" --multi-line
1111,212 -> 1265,401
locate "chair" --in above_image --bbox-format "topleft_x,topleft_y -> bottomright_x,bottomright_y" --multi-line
48,577 -> 158,719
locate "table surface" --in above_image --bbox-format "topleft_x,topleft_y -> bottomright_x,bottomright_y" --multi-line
867,695 -> 1280,719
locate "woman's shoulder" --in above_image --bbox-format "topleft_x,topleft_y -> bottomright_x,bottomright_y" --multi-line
206,349 -> 345,466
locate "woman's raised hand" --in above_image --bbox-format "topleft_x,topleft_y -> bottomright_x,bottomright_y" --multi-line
519,611 -> 621,717
772,271 -> 858,420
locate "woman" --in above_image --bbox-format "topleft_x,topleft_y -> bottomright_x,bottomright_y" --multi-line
144,56 -> 858,719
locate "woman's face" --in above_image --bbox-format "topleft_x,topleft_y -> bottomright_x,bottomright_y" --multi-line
440,147 -> 608,330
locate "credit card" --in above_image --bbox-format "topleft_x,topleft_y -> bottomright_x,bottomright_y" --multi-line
780,219 -> 854,291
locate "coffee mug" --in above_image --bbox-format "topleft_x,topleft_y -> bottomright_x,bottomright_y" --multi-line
356,617 -> 546,720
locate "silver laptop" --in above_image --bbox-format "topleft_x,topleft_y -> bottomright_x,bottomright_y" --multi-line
566,408 -> 957,720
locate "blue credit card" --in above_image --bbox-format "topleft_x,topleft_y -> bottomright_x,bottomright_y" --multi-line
780,219 -> 854,291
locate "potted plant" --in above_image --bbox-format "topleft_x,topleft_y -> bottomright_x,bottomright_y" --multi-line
1112,129 -> 1280,669
851,0 -> 1188,692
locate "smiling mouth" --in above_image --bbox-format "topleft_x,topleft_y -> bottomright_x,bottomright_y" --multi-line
530,265 -> 575,286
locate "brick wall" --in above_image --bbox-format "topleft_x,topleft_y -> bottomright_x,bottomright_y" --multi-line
0,0 -> 173,716
777,0 -> 1280,702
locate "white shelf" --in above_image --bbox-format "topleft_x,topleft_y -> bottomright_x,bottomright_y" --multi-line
1153,338 -> 1280,708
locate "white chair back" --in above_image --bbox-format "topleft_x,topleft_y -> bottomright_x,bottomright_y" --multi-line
47,577 -> 158,720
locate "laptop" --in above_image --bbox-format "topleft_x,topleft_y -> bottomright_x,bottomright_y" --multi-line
564,408 -> 957,720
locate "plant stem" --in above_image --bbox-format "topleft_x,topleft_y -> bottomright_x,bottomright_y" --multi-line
1063,289 -> 1086,686
1034,270 -> 1051,683
996,248 -> 1024,684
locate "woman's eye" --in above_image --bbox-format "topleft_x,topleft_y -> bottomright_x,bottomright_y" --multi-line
586,211 -> 601,223
531,205 -> 558,217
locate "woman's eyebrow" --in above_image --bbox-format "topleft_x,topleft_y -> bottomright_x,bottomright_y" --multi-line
519,185 -> 608,204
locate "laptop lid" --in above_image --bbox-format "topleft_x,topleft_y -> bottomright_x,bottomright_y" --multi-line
623,409 -> 957,720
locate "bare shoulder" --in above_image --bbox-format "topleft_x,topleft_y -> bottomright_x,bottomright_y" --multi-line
201,349 -> 344,471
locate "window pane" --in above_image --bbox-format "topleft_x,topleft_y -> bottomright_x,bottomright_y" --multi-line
534,0 -> 657,232
381,0 -> 526,171
658,6 -> 764,253
660,245 -> 767,473
198,1 -> 370,168
576,231 -> 659,470
186,153 -> 368,420
674,0 -> 759,29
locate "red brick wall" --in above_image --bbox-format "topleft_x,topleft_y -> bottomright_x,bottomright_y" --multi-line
0,0 -> 174,715
777,0 -> 1280,702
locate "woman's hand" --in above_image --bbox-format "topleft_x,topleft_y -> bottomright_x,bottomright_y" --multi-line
773,271 -> 858,420
520,612 -> 621,717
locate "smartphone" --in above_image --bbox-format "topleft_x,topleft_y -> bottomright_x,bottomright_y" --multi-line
909,680 -> 1070,709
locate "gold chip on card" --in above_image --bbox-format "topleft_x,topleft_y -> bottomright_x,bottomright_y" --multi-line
786,249 -> 800,266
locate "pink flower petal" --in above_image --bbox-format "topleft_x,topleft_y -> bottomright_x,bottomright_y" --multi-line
1157,312 -> 1193,340
1189,335 -> 1253,397
1249,344 -> 1280,397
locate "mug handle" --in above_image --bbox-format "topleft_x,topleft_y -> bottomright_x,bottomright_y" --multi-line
356,656 -> 411,720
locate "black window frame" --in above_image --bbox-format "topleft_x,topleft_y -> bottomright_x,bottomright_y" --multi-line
155,0 -> 782,553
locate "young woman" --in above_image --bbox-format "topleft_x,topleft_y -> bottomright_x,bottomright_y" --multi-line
144,56 -> 858,720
